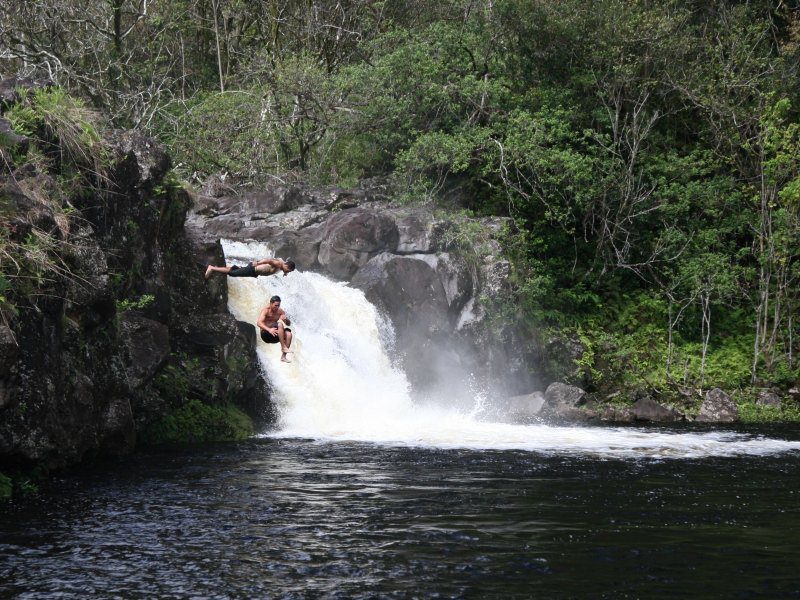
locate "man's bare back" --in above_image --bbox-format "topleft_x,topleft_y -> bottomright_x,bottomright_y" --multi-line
251,258 -> 286,276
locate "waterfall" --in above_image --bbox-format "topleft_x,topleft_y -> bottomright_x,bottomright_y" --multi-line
221,240 -> 800,459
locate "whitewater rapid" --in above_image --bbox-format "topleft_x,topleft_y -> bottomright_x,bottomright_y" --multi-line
221,240 -> 800,459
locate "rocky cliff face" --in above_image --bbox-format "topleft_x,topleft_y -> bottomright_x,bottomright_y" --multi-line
0,80 -> 270,470
189,181 -> 539,400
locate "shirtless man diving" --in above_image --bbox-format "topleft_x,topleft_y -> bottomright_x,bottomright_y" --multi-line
257,295 -> 294,363
205,257 -> 295,280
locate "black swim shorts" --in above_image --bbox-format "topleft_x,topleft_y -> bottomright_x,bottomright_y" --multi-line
260,330 -> 280,344
229,263 -> 258,277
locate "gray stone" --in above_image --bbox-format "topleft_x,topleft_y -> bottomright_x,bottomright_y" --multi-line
757,390 -> 782,408
541,382 -> 591,420
0,77 -> 52,110
506,391 -> 546,420
118,313 -> 170,389
318,209 -> 399,279
98,396 -> 135,455
240,186 -> 306,215
396,212 -> 436,254
65,239 -> 111,309
267,226 -> 324,271
112,130 -> 171,192
544,382 -> 587,410
598,404 -> 636,423
352,253 -> 450,336
696,388 -> 739,423
631,397 -> 684,422
416,253 -> 473,316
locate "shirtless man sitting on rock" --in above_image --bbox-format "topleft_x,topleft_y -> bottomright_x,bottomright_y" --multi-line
205,257 -> 295,280
257,294 -> 294,363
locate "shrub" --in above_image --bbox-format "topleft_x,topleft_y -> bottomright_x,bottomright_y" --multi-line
139,399 -> 254,445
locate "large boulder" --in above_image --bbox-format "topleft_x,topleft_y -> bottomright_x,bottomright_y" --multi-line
112,130 -> 171,194
631,396 -> 684,422
0,84 -> 273,471
696,388 -> 739,423
757,390 -> 781,408
396,212 -> 437,254
541,382 -> 589,420
98,396 -> 135,456
240,187 -> 307,215
118,313 -> 171,389
266,226 -> 325,271
317,209 -> 399,279
352,253 -> 450,336
504,391 -> 546,422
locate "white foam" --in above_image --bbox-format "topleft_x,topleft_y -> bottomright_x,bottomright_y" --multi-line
222,240 -> 800,459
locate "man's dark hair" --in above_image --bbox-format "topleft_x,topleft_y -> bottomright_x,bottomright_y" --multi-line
270,295 -> 281,303
286,260 -> 296,271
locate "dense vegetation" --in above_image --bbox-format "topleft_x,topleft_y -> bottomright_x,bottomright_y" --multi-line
2,1 -> 799,407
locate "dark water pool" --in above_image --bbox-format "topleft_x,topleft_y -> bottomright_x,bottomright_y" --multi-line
2,433 -> 800,599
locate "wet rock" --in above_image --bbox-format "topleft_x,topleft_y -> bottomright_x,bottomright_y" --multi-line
416,253 -> 473,318
118,313 -> 170,389
542,382 -> 588,420
352,253 -> 450,336
597,404 -> 636,423
696,388 -> 739,423
318,209 -> 399,279
267,226 -> 325,271
505,391 -> 545,421
65,238 -> 112,311
0,326 -> 17,412
757,390 -> 781,408
0,118 -> 272,471
98,396 -> 135,455
631,396 -> 684,422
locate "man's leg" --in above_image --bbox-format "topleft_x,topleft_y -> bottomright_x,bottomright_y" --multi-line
205,265 -> 233,279
277,323 -> 293,362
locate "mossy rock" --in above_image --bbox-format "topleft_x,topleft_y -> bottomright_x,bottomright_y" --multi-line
139,399 -> 254,445
0,472 -> 12,501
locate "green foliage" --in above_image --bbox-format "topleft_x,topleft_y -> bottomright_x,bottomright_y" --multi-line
156,53 -> 341,183
139,399 -> 254,445
0,466 -> 49,500
738,397 -> 800,424
116,294 -> 155,312
7,88 -> 111,180
152,355 -> 204,402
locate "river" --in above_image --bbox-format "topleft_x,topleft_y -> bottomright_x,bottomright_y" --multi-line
1,437 -> 799,598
